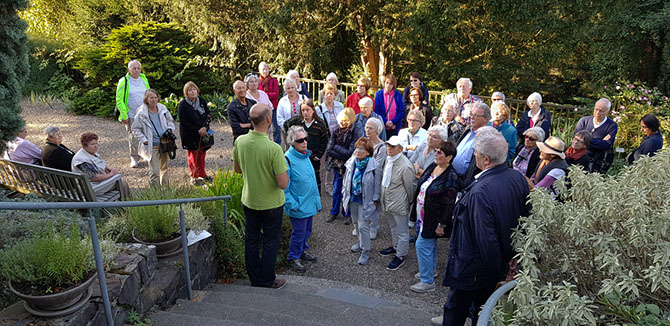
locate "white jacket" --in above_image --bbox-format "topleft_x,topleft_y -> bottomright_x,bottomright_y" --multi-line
131,103 -> 175,161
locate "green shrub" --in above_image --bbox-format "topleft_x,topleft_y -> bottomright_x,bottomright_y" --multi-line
70,87 -> 114,116
160,93 -> 181,121
76,22 -> 215,96
201,92 -> 232,123
0,226 -> 96,290
197,167 -> 244,236
502,151 -> 670,325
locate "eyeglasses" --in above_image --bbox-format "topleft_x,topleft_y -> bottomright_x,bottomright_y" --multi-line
572,138 -> 584,144
357,84 -> 366,88
410,79 -> 419,82
525,135 -> 538,141
471,114 -> 487,119
355,147 -> 368,152
294,137 -> 308,143
409,119 -> 422,123
409,93 -> 420,97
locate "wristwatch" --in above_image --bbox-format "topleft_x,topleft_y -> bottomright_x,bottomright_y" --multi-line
437,223 -> 447,228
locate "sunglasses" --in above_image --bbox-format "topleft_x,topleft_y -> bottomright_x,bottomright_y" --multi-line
525,135 -> 538,141
294,137 -> 308,143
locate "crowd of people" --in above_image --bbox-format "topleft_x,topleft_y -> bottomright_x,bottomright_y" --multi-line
3,59 -> 666,326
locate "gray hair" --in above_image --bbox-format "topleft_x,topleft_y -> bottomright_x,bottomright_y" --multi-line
44,126 -> 60,139
407,110 -> 426,125
527,92 -> 543,107
325,72 -> 338,84
457,77 -> 473,89
244,73 -> 259,88
475,132 -> 508,165
287,125 -> 307,145
523,127 -> 546,142
476,126 -> 499,137
491,91 -> 505,102
287,70 -> 300,80
428,125 -> 449,141
358,96 -> 373,109
127,60 -> 140,69
596,98 -> 612,110
473,102 -> 492,120
258,61 -> 269,70
441,100 -> 458,115
365,117 -> 384,135
283,78 -> 298,90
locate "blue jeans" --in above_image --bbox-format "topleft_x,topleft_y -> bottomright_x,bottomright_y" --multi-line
287,216 -> 313,260
271,109 -> 281,144
415,233 -> 438,284
329,169 -> 350,217
243,204 -> 283,287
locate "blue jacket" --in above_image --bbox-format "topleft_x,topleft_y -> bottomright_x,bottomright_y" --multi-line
374,89 -> 405,136
354,112 -> 387,141
491,121 -> 518,164
627,132 -> 663,164
516,106 -> 551,142
402,83 -> 430,107
284,147 -> 321,218
574,116 -> 618,152
443,164 -> 530,291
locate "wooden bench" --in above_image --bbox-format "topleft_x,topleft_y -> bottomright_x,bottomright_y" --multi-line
0,159 -> 122,202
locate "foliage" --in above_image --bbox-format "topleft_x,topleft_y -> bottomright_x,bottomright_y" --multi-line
0,225 -> 117,291
75,22 -> 214,96
210,222 -> 246,280
504,151 -> 670,325
197,167 -> 244,236
597,80 -> 670,150
126,309 -> 152,326
600,292 -> 670,326
200,92 -> 232,124
160,93 -> 181,121
0,0 -> 30,150
69,87 -> 114,116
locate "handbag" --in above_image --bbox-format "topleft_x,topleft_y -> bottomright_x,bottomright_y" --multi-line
160,136 -> 178,159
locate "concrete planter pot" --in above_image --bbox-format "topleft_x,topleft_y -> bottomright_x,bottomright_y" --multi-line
132,229 -> 184,258
8,272 -> 96,317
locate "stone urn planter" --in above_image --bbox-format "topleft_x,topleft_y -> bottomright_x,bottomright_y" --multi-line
8,273 -> 97,317
132,230 -> 184,258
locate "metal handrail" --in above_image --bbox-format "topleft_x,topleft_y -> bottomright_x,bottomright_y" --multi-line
0,195 -> 231,326
477,280 -> 517,326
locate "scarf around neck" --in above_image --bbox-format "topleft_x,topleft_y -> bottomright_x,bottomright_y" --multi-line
382,153 -> 401,188
352,157 -> 370,196
565,146 -> 586,161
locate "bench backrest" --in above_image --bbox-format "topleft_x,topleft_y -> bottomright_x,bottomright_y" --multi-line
0,159 -> 97,202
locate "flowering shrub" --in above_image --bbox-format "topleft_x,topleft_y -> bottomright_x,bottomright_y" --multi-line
598,80 -> 670,150
498,151 -> 670,325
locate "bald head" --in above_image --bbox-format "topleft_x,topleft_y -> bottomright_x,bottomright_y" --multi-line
250,103 -> 271,127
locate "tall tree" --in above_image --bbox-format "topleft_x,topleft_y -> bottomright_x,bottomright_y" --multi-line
0,0 -> 30,148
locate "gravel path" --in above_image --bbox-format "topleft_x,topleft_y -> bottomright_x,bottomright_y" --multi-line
19,99 -> 450,311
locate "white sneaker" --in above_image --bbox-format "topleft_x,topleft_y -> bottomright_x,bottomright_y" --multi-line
431,316 -> 443,326
352,228 -> 358,236
410,281 -> 436,293
129,159 -> 139,168
414,270 -> 439,279
370,229 -> 377,240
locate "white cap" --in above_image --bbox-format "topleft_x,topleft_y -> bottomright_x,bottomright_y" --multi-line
386,135 -> 402,147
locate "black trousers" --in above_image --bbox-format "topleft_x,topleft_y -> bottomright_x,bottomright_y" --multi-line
243,204 -> 283,287
443,284 -> 496,326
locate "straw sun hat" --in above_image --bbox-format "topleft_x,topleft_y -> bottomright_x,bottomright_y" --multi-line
536,136 -> 566,159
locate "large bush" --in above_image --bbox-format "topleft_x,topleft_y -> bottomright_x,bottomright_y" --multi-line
0,0 -> 30,150
76,22 -> 215,101
502,151 -> 670,325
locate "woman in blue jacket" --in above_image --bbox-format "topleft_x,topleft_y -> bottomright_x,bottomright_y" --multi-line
284,126 -> 322,272
374,74 -> 405,137
627,114 -> 664,165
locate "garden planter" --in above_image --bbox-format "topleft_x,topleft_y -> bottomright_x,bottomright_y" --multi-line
8,272 -> 96,317
132,229 -> 184,258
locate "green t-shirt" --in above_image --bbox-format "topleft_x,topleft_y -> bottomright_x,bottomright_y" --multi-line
232,130 -> 287,210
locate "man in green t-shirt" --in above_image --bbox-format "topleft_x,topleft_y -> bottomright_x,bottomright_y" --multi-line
233,103 -> 289,289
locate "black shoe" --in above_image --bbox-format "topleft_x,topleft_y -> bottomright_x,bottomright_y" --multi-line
386,256 -> 405,271
409,234 -> 417,244
326,215 -> 337,223
301,252 -> 317,262
289,259 -> 307,272
379,246 -> 397,256
203,176 -> 214,182
343,217 -> 352,225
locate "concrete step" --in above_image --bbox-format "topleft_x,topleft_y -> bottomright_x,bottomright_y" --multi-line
149,310 -> 253,326
149,274 -> 438,326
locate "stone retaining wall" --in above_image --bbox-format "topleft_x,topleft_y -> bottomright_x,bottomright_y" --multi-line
0,236 -> 217,326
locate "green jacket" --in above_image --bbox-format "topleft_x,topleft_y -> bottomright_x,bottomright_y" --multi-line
115,73 -> 150,121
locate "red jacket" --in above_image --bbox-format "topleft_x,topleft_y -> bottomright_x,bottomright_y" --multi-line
259,75 -> 279,109
345,92 -> 373,114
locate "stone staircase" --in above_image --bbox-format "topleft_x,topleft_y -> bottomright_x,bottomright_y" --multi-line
149,274 -> 439,326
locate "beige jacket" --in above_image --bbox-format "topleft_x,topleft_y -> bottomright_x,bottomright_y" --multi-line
380,154 -> 414,216
131,103 -> 175,161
